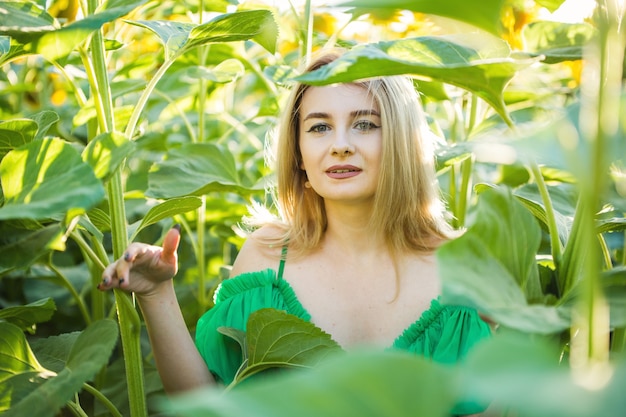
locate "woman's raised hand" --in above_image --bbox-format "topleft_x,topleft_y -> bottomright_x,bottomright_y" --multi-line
99,226 -> 181,297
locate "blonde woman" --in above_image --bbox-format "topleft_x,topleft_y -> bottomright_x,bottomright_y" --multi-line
100,48 -> 491,416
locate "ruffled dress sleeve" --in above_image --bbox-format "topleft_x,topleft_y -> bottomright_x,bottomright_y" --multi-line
194,269 -> 310,385
392,298 -> 492,416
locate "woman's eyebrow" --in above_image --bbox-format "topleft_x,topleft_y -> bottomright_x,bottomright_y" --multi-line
302,109 -> 380,122
350,109 -> 380,118
302,112 -> 330,122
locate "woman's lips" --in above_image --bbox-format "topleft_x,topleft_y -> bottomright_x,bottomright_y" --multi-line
325,165 -> 362,179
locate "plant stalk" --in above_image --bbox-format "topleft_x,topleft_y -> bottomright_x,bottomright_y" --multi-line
530,162 -> 563,270
86,0 -> 147,414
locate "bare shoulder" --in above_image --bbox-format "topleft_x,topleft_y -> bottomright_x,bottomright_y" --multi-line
229,225 -> 285,278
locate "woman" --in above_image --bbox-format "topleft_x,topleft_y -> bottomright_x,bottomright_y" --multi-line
100,48 -> 491,415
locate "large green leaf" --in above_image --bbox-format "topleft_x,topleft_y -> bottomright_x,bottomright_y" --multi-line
0,223 -> 64,275
146,143 -> 253,198
337,0 -> 506,35
3,319 -> 119,417
0,298 -> 56,331
438,186 -> 571,333
186,9 -> 278,54
523,21 -> 596,64
0,138 -> 105,220
294,35 -> 536,126
0,118 -> 38,159
127,9 -> 278,61
31,3 -> 146,61
165,350 -> 455,417
0,0 -> 147,61
235,309 -> 343,382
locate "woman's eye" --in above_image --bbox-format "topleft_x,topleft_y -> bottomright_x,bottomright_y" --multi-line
307,124 -> 330,133
354,120 -> 380,131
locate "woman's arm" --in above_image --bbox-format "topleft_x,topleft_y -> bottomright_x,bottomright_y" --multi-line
99,227 -> 215,393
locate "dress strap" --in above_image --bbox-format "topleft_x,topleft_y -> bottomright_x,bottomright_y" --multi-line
277,244 -> 288,279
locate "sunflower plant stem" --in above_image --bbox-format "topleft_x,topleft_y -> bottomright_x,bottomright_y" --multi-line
456,156 -> 473,228
530,162 -> 562,269
82,383 -> 124,417
196,40 -> 209,314
87,0 -> 147,414
47,257 -> 91,325
570,0 -> 623,374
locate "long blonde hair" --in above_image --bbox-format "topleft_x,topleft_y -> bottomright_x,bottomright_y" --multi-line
246,48 -> 452,257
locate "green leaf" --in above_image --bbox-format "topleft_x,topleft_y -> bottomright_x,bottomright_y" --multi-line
0,1 -> 57,43
185,58 -> 246,83
0,118 -> 38,159
523,21 -> 596,63
82,132 -> 136,180
0,322 -> 47,383
0,138 -> 105,220
31,6 -> 140,61
513,182 -> 577,243
0,298 -> 56,331
460,331 -> 624,417
0,322 -> 50,413
124,19 -> 196,58
0,34 -> 8,53
146,143 -> 251,198
438,186 -> 571,333
165,350 -> 455,417
236,309 -> 343,382
29,332 -> 79,373
337,0 -> 506,35
0,223 -> 64,275
30,110 -> 60,141
0,39 -> 30,66
186,9 -> 278,54
130,196 -> 202,241
293,35 -> 536,126
1,0 -> 145,61
535,0 -> 568,13
3,319 -> 119,417
85,207 -> 111,233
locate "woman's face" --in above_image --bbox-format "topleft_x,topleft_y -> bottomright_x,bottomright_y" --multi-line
298,84 -> 382,205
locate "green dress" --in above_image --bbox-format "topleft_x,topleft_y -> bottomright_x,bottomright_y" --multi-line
195,262 -> 491,415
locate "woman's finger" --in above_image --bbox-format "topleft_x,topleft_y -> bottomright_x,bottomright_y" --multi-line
161,225 -> 181,265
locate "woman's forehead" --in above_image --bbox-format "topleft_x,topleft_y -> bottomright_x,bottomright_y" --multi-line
300,84 -> 379,113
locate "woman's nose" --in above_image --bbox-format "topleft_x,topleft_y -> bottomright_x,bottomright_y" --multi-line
330,131 -> 355,156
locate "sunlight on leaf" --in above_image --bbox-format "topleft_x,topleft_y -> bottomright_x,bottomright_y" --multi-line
186,9 -> 278,54
0,138 -> 105,220
294,35 -> 536,126
337,0 -> 506,35
124,19 -> 195,58
82,132 -> 135,180
0,1 -> 57,42
523,21 -> 596,63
